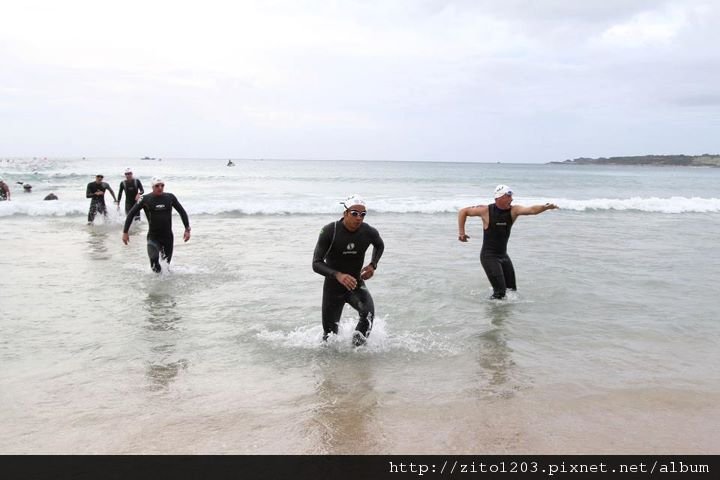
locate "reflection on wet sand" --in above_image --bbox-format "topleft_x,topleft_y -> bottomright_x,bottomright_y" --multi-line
474,303 -> 521,399
307,356 -> 382,454
86,228 -> 110,260
143,292 -> 188,391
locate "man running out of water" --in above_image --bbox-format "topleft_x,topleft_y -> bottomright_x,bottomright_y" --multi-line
117,167 -> 144,220
312,195 -> 384,346
86,174 -> 117,224
457,184 -> 558,299
122,177 -> 191,273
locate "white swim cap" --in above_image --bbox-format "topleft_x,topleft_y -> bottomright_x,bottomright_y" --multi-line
494,184 -> 513,199
151,176 -> 165,186
341,194 -> 366,209
124,167 -> 133,174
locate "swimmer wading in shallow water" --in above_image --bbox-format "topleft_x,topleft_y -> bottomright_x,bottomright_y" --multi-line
117,167 -> 145,220
312,195 -> 384,346
122,177 -> 191,273
86,174 -> 117,224
457,184 -> 558,299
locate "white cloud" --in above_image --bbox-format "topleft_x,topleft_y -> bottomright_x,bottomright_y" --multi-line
1,0 -> 720,161
597,5 -> 688,47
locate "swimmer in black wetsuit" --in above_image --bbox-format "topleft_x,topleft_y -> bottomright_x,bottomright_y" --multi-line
117,168 -> 144,220
457,185 -> 558,299
312,195 -> 384,346
86,174 -> 117,224
0,177 -> 10,201
122,177 -> 191,273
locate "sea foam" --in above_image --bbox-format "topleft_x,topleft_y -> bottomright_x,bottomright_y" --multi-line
3,196 -> 719,217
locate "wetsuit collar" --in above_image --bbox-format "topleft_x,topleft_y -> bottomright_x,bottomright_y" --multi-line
341,217 -> 362,232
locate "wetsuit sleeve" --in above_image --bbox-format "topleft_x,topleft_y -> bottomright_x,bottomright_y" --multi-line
86,183 -> 94,199
137,179 -> 144,194
123,198 -> 144,233
104,183 -> 117,202
171,194 -> 191,230
312,223 -> 337,278
117,182 -> 125,202
369,227 -> 384,269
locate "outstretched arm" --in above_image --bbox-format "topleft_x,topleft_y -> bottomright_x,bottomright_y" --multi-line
457,205 -> 487,242
511,203 -> 558,220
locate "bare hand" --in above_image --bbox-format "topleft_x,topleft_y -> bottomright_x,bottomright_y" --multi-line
458,234 -> 470,242
122,232 -> 129,245
335,272 -> 357,290
360,264 -> 375,280
545,203 -> 559,211
183,230 -> 191,242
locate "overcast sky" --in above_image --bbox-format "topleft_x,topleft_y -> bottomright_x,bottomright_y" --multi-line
1,0 -> 719,163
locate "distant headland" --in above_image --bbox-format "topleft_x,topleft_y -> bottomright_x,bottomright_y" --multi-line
550,154 -> 720,167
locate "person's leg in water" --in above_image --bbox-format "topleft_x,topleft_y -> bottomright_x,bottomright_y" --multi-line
147,239 -> 163,273
147,236 -> 174,273
346,286 -> 375,346
87,200 -> 98,224
481,255 -> 508,299
96,202 -> 107,221
161,237 -> 174,264
499,255 -> 517,295
321,285 -> 345,341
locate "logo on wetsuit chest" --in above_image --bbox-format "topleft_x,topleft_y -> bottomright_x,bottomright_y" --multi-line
496,222 -> 507,226
154,204 -> 167,210
343,243 -> 357,255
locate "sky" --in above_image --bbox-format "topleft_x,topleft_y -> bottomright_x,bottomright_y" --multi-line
1,0 -> 719,163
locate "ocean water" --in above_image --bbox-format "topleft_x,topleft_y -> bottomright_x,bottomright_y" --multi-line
1,157 -> 719,453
